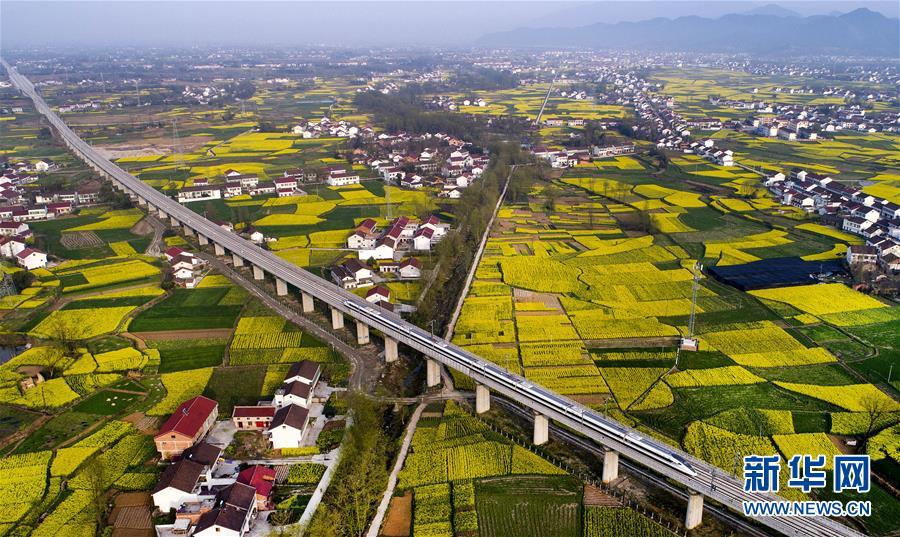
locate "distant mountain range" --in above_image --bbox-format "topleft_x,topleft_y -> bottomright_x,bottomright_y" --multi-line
479,8 -> 900,56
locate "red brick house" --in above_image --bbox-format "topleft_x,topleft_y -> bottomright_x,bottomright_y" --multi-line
154,396 -> 219,460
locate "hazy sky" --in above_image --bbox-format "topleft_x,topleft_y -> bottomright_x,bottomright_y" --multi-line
2,1 -> 897,49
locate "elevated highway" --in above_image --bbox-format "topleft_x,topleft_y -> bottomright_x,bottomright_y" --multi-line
4,60 -> 864,537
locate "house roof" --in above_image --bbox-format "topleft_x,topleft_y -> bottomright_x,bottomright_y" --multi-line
194,504 -> 247,534
156,396 -> 218,439
286,360 -> 320,382
153,459 -> 204,494
400,257 -> 421,269
270,403 -> 309,431
181,441 -> 222,467
366,285 -> 391,299
221,481 -> 257,510
236,465 -> 277,498
280,380 -> 312,399
164,246 -> 185,258
15,248 -> 41,259
342,258 -> 370,275
232,405 -> 277,419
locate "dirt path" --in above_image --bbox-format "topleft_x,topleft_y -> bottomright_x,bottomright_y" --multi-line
46,281 -> 164,313
127,328 -> 234,340
366,403 -> 426,537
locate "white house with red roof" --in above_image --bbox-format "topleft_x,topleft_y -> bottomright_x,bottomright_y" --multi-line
15,248 -> 47,270
365,285 -> 391,304
325,167 -> 360,186
231,406 -> 276,431
412,226 -> 434,251
0,235 -> 27,258
0,221 -> 28,236
154,396 -> 219,460
399,257 -> 422,279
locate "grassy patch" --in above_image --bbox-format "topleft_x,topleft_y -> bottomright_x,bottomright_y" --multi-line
202,366 -> 266,415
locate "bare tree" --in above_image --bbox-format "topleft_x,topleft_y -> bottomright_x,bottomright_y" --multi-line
82,458 -> 109,527
861,394 -> 894,439
42,314 -> 85,377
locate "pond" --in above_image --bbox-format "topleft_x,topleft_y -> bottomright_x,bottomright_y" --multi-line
0,345 -> 25,366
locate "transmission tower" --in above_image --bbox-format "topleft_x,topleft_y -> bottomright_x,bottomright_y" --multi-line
688,261 -> 701,339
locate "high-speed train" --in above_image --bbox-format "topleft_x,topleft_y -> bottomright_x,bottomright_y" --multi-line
344,300 -> 697,477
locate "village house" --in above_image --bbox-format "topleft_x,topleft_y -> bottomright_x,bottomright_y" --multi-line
284,360 -> 321,386
365,285 -> 391,304
330,258 -> 374,289
267,404 -> 311,449
177,186 -> 222,204
152,459 -> 205,512
192,482 -> 257,537
231,406 -> 276,431
0,221 -> 29,236
273,380 -> 314,409
236,466 -> 277,511
0,235 -> 27,258
398,257 -> 422,279
346,218 -> 378,249
15,248 -> 47,270
325,167 -> 361,187
153,396 -> 219,460
846,245 -> 878,265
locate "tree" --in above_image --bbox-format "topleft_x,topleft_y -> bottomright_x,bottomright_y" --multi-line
44,314 -> 85,376
861,394 -> 894,440
543,184 -> 562,214
309,395 -> 388,537
268,510 -> 294,536
11,270 -> 35,291
83,458 -> 109,527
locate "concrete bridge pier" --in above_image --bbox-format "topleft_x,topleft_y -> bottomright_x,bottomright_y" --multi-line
301,292 -> 314,313
533,413 -> 549,445
252,265 -> 264,280
356,321 -> 370,345
158,212 -> 168,222
232,254 -> 244,267
170,215 -> 178,227
602,450 -> 619,484
384,337 -> 399,363
275,278 -> 288,296
475,384 -> 490,414
136,197 -> 147,206
685,492 -> 704,530
214,243 -> 225,256
426,358 -> 441,388
198,234 -> 209,246
183,225 -> 194,237
331,307 -> 344,330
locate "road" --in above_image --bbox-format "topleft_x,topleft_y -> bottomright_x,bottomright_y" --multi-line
365,403 -> 426,537
143,214 -> 167,256
201,254 -> 382,392
534,78 -> 555,125
4,61 -> 864,537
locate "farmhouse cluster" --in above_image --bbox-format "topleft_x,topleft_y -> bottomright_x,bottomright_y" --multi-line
764,170 -> 900,272
152,360 -> 326,537
361,134 -> 490,198
291,116 -> 374,139
531,142 -> 636,168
